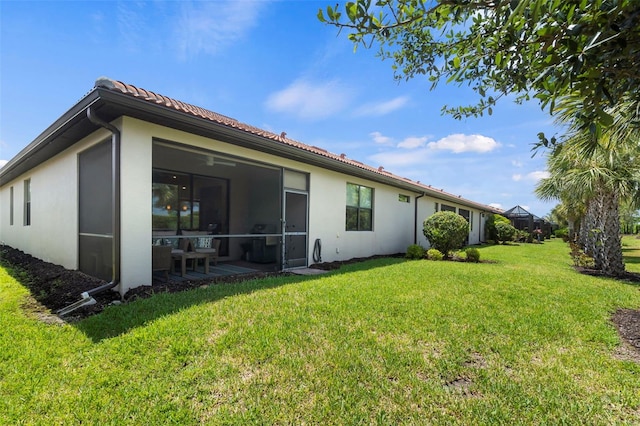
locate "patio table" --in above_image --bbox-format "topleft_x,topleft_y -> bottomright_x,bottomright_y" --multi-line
172,251 -> 209,277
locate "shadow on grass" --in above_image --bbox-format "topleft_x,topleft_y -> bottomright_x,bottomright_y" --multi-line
74,274 -> 310,343
622,247 -> 640,265
74,257 -> 406,343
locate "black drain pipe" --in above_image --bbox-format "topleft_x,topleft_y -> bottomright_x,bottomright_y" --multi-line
57,107 -> 121,316
414,192 -> 426,244
85,107 -> 121,296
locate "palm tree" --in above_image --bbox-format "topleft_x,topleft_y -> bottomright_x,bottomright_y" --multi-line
536,96 -> 640,276
545,199 -> 585,241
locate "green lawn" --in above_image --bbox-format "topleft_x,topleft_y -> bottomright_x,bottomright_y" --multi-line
623,234 -> 640,274
1,238 -> 639,424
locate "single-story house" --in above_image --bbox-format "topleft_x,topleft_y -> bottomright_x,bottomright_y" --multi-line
0,78 -> 500,296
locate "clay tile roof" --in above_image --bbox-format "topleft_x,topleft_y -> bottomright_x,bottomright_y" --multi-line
95,77 -> 497,211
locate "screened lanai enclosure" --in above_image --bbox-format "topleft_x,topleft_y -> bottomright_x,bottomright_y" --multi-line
152,141 -> 309,278
502,205 -> 553,238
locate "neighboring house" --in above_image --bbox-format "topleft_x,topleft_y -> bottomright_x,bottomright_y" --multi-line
0,78 -> 500,296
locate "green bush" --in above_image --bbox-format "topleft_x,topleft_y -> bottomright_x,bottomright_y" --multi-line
485,213 -> 511,242
514,229 -> 530,243
495,222 -> 517,244
405,244 -> 425,260
423,211 -> 469,259
465,247 -> 481,262
569,241 -> 595,268
555,227 -> 569,240
426,248 -> 444,261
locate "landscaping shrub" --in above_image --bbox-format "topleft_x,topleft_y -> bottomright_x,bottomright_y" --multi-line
569,241 -> 595,268
426,248 -> 444,261
495,222 -> 517,244
465,247 -> 480,263
485,213 -> 511,242
515,229 -> 530,243
405,244 -> 425,260
555,227 -> 569,241
423,211 -> 469,259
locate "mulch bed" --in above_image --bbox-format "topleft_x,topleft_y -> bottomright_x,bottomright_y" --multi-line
1,245 -> 638,362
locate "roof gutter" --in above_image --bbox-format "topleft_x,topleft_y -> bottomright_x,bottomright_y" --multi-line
57,107 -> 121,315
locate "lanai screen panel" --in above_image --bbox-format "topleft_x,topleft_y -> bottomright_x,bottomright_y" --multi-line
78,140 -> 113,281
152,141 -> 282,263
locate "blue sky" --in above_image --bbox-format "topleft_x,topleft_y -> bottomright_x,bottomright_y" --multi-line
0,0 -> 560,216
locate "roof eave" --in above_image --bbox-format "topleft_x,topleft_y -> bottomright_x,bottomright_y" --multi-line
92,90 -> 499,211
0,86 -> 500,213
0,89 -> 103,185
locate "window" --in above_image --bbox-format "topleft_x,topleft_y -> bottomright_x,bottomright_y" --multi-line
398,194 -> 410,203
459,208 -> 471,230
23,179 -> 31,226
9,186 -> 14,226
440,204 -> 456,212
457,209 -> 474,231
346,183 -> 373,231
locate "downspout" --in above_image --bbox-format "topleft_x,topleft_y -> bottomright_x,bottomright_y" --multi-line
57,107 -> 121,316
86,107 -> 121,295
414,192 -> 426,244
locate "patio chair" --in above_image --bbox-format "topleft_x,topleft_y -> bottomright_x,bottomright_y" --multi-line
152,245 -> 172,282
178,238 -> 194,252
195,238 -> 221,266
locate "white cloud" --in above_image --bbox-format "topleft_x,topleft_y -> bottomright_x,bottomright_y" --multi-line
514,170 -> 549,182
0,159 -> 7,169
511,160 -> 523,167
354,96 -> 409,117
521,205 -> 530,211
368,148 -> 431,168
489,203 -> 503,209
370,132 -> 429,149
265,79 -> 352,120
527,170 -> 550,181
174,1 -> 265,59
398,136 -> 428,149
428,133 -> 500,153
370,131 -> 394,146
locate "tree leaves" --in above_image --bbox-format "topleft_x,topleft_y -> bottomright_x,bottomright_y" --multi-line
319,0 -> 640,132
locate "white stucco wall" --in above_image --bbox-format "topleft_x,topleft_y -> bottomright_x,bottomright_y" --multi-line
307,168 -> 415,262
1,115 -> 493,295
119,117 -> 154,293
